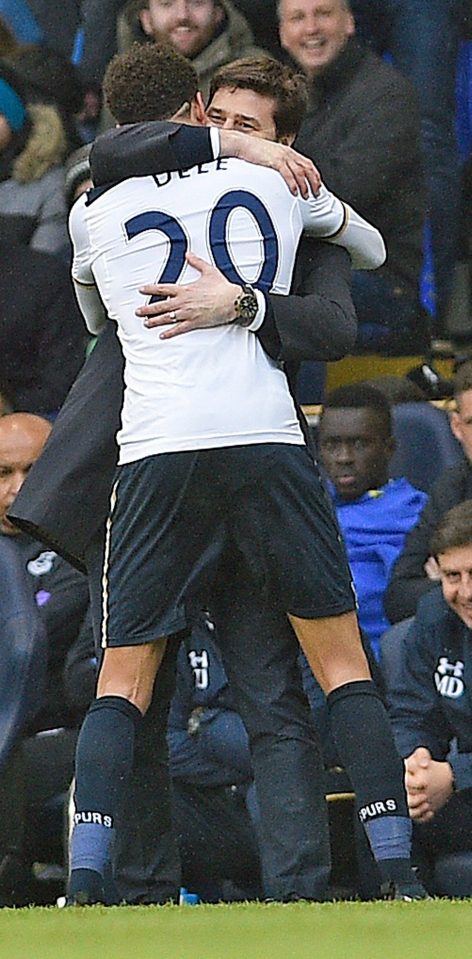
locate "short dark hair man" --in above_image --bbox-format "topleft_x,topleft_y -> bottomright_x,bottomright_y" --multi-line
388,500 -> 472,896
131,54 -> 384,339
318,384 -> 427,659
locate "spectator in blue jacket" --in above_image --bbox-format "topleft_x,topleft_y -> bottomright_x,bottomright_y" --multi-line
387,500 -> 472,895
318,383 -> 428,660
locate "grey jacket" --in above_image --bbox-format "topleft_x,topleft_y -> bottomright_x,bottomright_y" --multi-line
0,103 -> 68,254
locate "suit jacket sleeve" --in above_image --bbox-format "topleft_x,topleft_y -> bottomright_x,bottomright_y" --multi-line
259,238 -> 357,362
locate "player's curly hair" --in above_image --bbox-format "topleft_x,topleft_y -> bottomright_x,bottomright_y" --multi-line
103,42 -> 198,124
208,56 -> 308,141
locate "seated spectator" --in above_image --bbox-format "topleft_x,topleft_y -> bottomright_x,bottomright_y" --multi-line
116,0 -> 267,100
0,414 -> 92,905
0,240 -> 86,415
0,59 -> 68,253
385,360 -> 472,623
277,0 -> 426,354
318,384 -> 428,659
387,500 -> 472,896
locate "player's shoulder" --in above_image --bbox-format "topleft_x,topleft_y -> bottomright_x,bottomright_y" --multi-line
217,157 -> 294,197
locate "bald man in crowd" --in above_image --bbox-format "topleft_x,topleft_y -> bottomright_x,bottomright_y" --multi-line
0,414 -> 92,905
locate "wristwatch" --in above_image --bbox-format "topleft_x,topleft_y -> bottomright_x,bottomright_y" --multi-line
231,283 -> 259,327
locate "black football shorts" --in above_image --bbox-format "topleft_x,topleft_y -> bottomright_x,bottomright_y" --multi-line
100,442 -> 356,647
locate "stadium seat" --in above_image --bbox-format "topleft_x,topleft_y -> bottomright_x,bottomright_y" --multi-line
388,401 -> 465,492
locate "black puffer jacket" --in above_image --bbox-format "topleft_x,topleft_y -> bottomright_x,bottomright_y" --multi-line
294,38 -> 425,294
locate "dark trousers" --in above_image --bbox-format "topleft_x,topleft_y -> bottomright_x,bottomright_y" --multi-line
212,544 -> 331,901
172,780 -> 261,901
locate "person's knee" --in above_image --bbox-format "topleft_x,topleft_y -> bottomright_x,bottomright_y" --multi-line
288,611 -> 371,695
97,641 -> 167,715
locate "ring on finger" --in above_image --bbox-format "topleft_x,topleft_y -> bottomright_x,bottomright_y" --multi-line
169,310 -> 177,322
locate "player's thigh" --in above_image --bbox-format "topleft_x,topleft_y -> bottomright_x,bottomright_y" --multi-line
234,443 -> 356,621
97,640 -> 167,714
103,451 -> 226,646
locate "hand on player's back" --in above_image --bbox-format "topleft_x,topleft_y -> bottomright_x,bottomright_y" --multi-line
136,252 -> 241,339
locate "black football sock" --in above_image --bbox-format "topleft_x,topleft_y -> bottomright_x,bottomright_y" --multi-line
69,695 -> 142,899
327,680 -> 413,884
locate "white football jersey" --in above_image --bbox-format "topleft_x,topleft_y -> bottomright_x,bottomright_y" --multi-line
70,157 -> 306,463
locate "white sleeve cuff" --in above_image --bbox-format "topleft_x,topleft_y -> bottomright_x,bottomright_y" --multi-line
246,289 -> 266,332
209,127 -> 220,159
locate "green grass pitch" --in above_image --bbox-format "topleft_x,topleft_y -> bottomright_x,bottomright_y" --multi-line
0,900 -> 470,959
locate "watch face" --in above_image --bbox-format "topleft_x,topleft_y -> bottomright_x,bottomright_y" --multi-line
236,288 -> 258,325
239,294 -> 258,319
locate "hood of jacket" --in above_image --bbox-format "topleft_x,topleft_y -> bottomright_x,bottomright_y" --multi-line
194,0 -> 260,70
12,102 -> 67,184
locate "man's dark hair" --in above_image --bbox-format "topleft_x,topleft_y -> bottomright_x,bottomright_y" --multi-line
103,42 -> 198,124
208,56 -> 308,141
430,500 -> 472,557
321,383 -> 392,436
453,360 -> 472,403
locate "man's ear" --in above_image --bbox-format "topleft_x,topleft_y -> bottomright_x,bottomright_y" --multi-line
139,8 -> 153,36
279,133 -> 296,146
190,91 -> 207,126
450,409 -> 462,443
